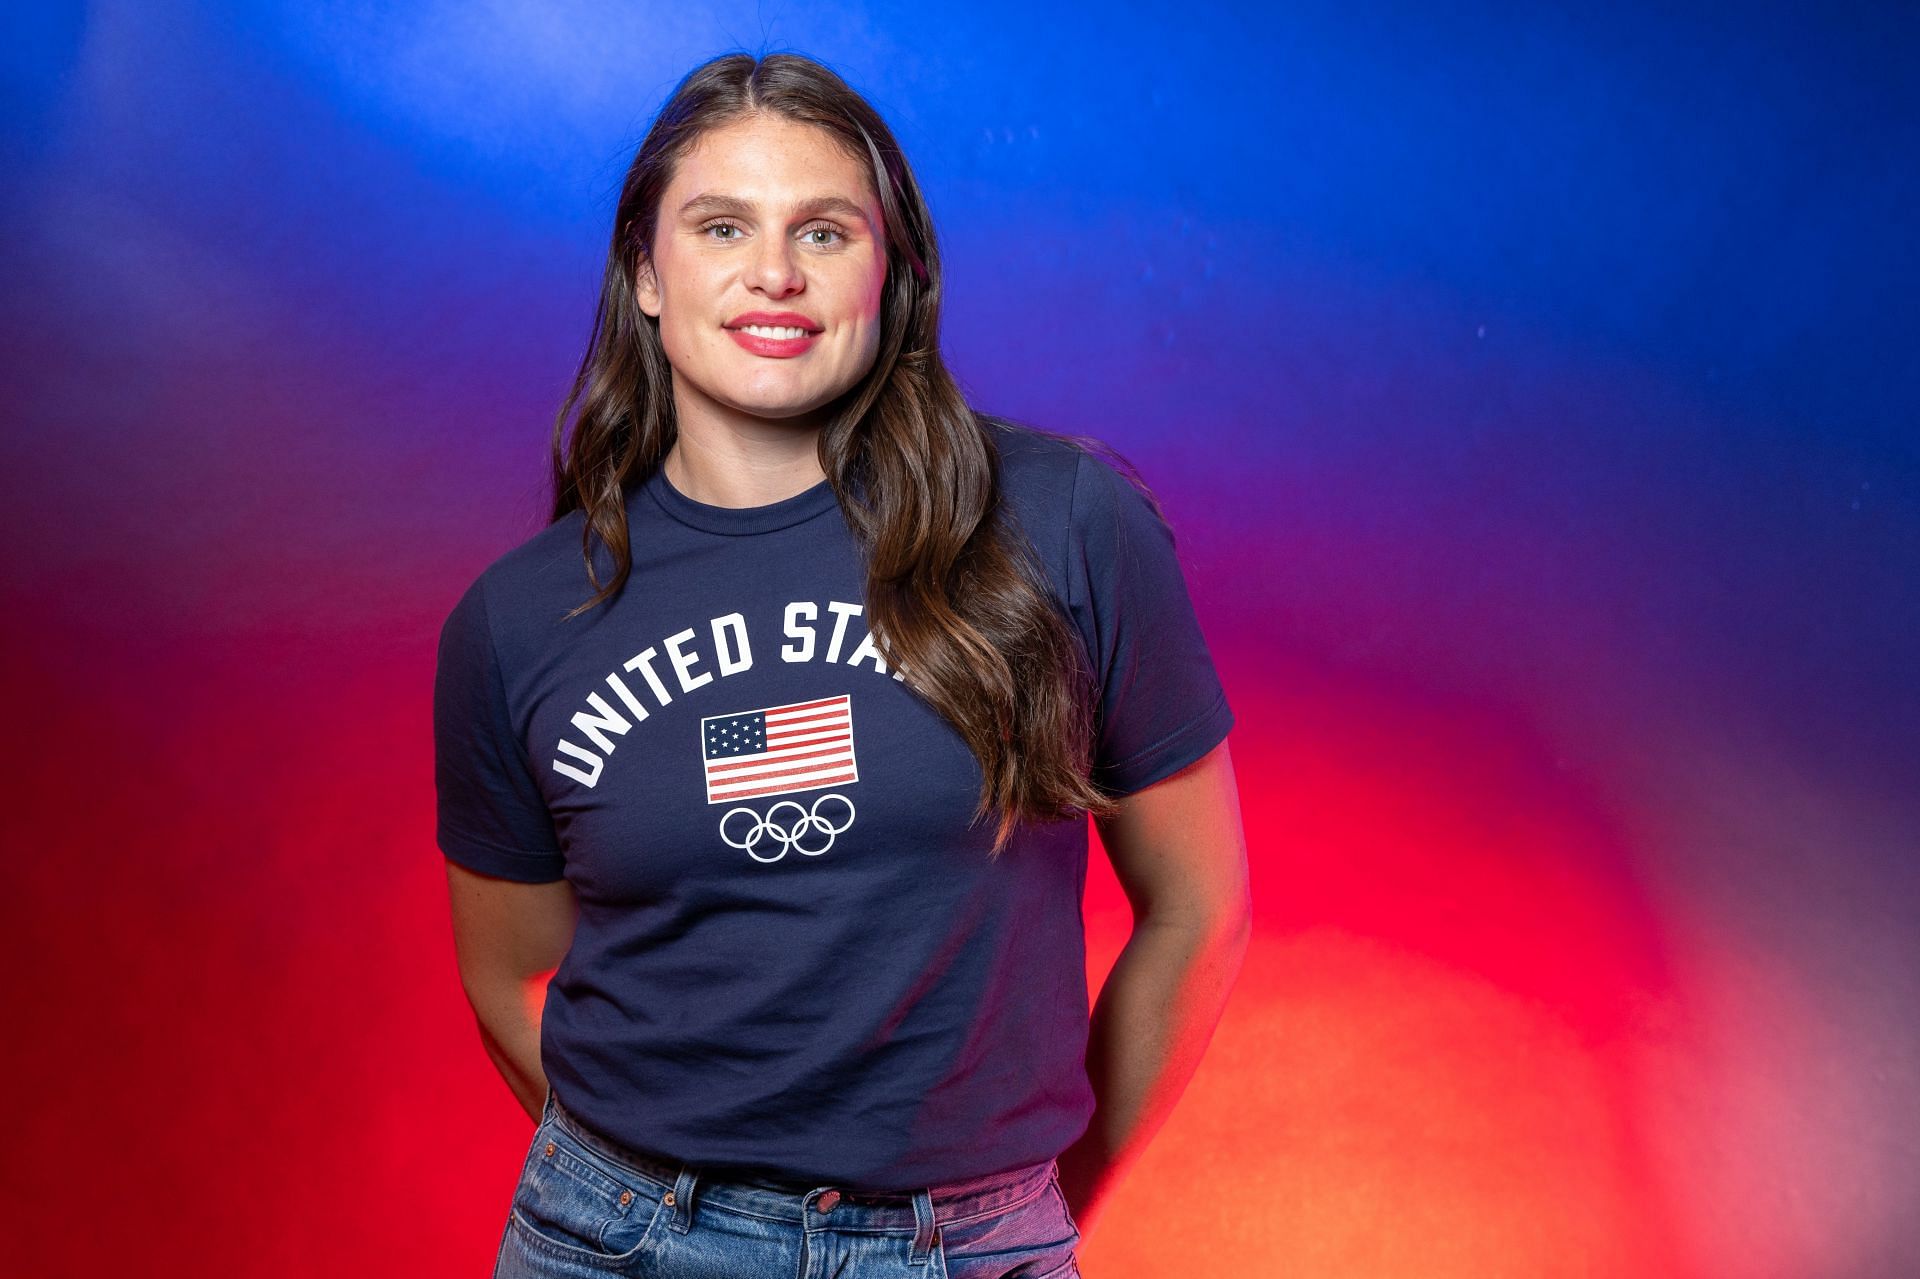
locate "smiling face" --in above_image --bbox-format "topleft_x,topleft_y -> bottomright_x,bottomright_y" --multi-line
635,112 -> 889,436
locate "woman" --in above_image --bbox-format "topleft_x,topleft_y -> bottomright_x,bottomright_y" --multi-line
435,51 -> 1250,1279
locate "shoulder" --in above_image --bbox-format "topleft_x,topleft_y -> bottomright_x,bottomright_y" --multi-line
981,411 -> 1083,475
979,411 -> 1136,527
978,411 -> 1165,549
441,506 -> 593,655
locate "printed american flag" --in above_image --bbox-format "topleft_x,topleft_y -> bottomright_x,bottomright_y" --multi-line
701,694 -> 859,804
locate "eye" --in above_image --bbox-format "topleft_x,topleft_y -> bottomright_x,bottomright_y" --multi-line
698,219 -> 847,247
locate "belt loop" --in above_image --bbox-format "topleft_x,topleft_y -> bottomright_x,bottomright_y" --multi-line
910,1187 -> 938,1264
666,1164 -> 700,1234
540,1083 -> 555,1122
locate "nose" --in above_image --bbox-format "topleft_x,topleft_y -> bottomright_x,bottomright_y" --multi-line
748,235 -> 805,296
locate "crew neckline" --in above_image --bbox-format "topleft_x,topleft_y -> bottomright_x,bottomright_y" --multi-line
642,463 -> 841,536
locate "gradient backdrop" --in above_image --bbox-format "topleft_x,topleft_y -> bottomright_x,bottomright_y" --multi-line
3,3 -> 1915,1277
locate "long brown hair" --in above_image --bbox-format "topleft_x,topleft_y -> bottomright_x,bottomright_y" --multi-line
549,51 -> 1138,853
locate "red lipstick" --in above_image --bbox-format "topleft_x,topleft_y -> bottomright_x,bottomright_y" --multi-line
724,310 -> 822,358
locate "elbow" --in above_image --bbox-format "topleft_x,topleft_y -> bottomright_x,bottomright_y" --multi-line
1206,895 -> 1254,948
1208,879 -> 1256,941
1140,900 -> 1253,944
461,968 -> 551,1033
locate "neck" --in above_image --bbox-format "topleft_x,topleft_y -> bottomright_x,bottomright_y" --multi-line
663,404 -> 829,509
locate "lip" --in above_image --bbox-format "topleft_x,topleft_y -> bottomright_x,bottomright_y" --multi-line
725,311 -> 822,332
724,311 -> 823,358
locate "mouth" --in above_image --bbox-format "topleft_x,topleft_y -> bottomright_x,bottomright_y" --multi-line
724,312 -> 824,338
723,323 -> 821,358
726,322 -> 821,339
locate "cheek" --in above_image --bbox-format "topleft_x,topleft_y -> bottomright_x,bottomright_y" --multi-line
653,256 -> 714,327
659,293 -> 718,363
838,268 -> 886,353
660,324 -> 717,379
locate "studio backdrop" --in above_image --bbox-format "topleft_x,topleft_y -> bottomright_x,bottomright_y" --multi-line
2,3 -> 1914,1277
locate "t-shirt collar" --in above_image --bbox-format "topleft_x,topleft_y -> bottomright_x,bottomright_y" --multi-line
641,462 -> 841,536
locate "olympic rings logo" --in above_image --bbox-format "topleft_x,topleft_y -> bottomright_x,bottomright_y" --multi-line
719,793 -> 857,863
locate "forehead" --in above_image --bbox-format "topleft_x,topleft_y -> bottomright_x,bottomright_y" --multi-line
668,114 -> 875,209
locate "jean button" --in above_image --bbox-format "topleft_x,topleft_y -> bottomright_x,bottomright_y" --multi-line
818,1189 -> 841,1212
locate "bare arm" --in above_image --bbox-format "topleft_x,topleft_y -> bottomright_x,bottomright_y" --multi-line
444,861 -> 580,1122
1054,738 -> 1252,1238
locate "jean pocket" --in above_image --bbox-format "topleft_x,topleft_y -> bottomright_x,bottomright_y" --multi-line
936,1165 -> 1079,1279
509,1119 -> 667,1264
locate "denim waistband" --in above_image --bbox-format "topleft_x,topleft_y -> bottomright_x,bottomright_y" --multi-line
541,1086 -> 1060,1232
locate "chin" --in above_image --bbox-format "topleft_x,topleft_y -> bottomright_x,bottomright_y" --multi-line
726,396 -> 830,423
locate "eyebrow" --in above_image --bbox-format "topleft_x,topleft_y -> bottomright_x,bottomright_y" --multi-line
677,192 -> 872,226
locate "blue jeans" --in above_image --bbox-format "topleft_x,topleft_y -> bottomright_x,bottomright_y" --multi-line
493,1086 -> 1084,1278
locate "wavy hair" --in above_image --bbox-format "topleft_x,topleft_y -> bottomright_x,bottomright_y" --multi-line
548,51 -> 1137,854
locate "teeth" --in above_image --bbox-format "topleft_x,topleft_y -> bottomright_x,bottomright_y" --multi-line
740,324 -> 809,339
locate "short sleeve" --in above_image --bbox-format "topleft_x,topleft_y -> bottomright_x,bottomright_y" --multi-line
432,574 -> 567,882
1068,449 -> 1235,796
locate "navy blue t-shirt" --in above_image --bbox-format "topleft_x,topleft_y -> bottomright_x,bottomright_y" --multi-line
433,417 -> 1233,1190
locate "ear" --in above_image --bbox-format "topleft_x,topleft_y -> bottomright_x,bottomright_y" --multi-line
634,253 -> 662,318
